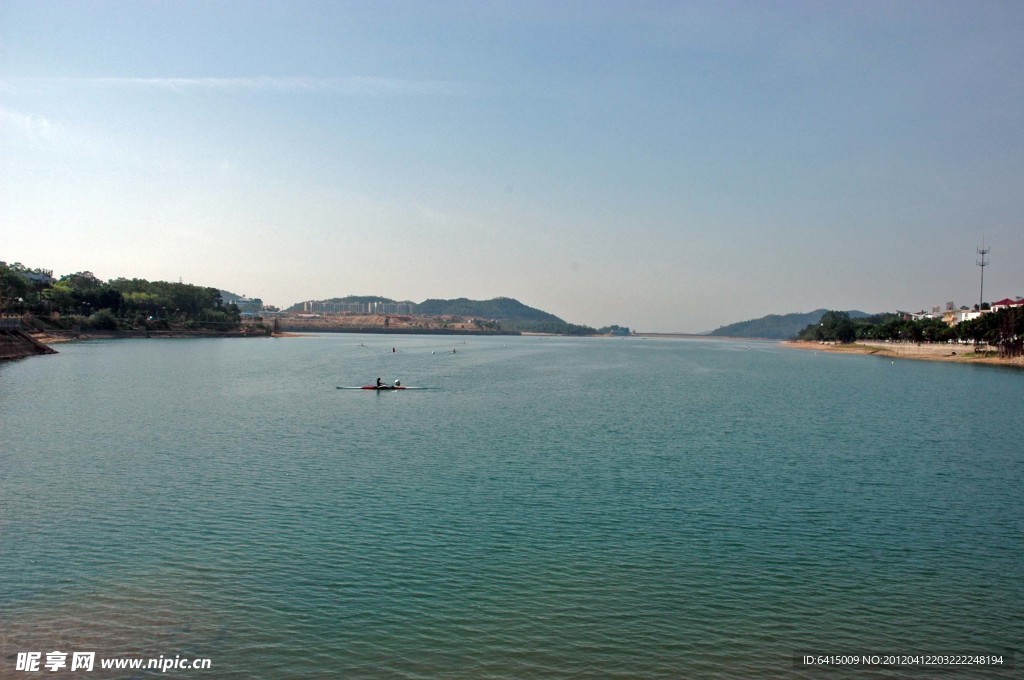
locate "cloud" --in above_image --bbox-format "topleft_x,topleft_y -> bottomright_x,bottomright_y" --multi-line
36,76 -> 470,97
0,106 -> 61,143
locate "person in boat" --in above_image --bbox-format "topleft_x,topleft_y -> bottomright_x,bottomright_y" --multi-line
376,377 -> 383,388
394,380 -> 401,388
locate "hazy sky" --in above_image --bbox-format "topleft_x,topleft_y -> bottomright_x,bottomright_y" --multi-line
2,1 -> 1021,332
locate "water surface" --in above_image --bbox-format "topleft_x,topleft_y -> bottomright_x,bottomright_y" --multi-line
2,335 -> 1021,678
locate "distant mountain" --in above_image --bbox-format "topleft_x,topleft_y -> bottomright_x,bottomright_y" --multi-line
218,289 -> 264,303
417,297 -> 597,334
283,295 -> 398,312
709,309 -> 870,339
415,297 -> 559,323
285,295 -> 595,334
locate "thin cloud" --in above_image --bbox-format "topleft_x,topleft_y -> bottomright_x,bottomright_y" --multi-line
0,106 -> 61,143
29,76 -> 471,96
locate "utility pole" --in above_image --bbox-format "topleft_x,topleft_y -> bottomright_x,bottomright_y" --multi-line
976,239 -> 990,308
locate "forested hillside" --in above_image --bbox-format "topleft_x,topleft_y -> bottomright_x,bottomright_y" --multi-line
709,309 -> 869,339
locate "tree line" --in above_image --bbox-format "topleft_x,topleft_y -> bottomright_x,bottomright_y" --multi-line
797,309 -> 1024,357
0,263 -> 243,332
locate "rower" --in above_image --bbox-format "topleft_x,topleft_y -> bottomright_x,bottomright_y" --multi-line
394,380 -> 401,387
376,377 -> 383,387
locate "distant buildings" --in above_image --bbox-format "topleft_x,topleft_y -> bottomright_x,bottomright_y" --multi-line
904,310 -> 942,322
991,297 -> 1024,312
943,307 -> 983,325
224,296 -> 264,316
913,297 -> 1024,327
377,302 -> 414,315
24,269 -> 56,286
0,263 -> 55,286
301,300 -> 414,315
918,302 -> 983,326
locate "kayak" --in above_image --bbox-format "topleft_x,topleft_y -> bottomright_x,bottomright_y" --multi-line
336,386 -> 428,391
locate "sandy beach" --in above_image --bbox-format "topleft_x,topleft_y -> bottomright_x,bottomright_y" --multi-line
786,340 -> 1024,367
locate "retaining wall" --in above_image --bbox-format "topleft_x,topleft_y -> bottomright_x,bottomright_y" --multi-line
0,329 -> 58,360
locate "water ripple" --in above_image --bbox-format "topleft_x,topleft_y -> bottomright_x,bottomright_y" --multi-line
1,336 -> 1021,678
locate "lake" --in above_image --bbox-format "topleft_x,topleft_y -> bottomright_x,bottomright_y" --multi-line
1,334 -> 1021,678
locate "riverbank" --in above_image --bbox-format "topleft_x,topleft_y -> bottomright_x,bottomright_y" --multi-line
276,313 -> 533,335
31,327 -> 273,344
786,340 -> 1024,367
0,329 -> 58,360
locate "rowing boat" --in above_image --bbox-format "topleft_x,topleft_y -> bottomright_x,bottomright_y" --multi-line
336,386 -> 428,391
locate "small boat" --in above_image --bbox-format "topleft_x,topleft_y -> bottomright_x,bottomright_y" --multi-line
336,385 -> 428,391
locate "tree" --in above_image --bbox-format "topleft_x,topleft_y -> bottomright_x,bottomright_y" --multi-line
996,308 -> 1023,358
809,310 -> 857,343
61,271 -> 103,291
0,263 -> 30,314
43,281 -> 76,314
85,308 -> 120,330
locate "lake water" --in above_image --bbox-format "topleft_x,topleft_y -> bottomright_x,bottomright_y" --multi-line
2,334 -> 1021,678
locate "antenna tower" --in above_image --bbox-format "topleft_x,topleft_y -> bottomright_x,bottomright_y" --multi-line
976,240 -> 990,308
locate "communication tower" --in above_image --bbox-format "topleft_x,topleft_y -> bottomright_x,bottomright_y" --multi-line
976,240 -> 990,308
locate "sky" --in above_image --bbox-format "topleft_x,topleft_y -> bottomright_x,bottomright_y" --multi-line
1,1 -> 1021,332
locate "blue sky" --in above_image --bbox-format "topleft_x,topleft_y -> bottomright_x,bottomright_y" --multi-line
2,1 -> 1021,331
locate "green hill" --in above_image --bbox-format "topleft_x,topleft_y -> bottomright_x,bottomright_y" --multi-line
709,309 -> 870,339
415,297 -> 557,322
285,295 -> 595,335
416,297 -> 595,334
283,295 -> 396,312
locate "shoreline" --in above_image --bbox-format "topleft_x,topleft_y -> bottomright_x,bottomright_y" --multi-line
279,325 -> 520,336
785,340 -> 1024,367
30,329 -> 272,345
0,328 -> 59,360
